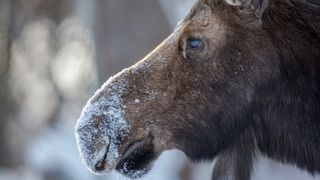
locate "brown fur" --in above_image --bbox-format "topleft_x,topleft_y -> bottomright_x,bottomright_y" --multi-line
76,0 -> 320,179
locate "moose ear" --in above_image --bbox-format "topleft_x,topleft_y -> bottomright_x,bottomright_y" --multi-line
225,0 -> 269,19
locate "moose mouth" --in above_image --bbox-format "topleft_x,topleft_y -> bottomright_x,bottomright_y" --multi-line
115,139 -> 156,178
95,137 -> 156,179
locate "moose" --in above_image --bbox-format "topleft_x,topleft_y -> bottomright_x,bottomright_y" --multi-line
75,0 -> 320,179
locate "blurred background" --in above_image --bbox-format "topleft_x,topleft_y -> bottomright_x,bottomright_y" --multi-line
0,0 -> 318,180
0,0 -> 195,179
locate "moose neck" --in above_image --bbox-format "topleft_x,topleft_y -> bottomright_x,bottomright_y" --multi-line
252,0 -> 320,173
253,41 -> 320,174
254,74 -> 320,172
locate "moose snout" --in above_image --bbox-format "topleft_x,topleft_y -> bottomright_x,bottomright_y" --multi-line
75,74 -> 130,174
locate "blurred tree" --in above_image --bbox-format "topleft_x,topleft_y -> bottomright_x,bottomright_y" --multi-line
0,0 -> 13,167
0,0 -> 74,168
158,0 -> 196,29
94,0 -> 171,82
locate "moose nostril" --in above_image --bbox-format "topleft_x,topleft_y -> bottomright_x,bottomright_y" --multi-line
95,159 -> 106,171
94,153 -> 107,171
95,162 -> 104,171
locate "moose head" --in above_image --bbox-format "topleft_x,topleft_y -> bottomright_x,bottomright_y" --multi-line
75,0 -> 320,179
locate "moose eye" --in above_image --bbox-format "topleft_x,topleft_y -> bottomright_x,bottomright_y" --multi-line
187,38 -> 204,50
182,36 -> 210,62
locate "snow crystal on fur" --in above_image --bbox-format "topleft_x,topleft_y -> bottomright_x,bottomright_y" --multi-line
75,73 -> 129,174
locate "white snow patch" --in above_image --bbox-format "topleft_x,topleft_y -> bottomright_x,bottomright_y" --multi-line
134,98 -> 140,104
75,74 -> 130,174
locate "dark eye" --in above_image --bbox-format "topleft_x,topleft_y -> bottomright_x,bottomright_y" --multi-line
182,36 -> 210,62
187,38 -> 204,50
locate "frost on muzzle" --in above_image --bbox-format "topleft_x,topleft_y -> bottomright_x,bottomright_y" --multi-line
75,29 -> 178,176
75,72 -> 130,174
